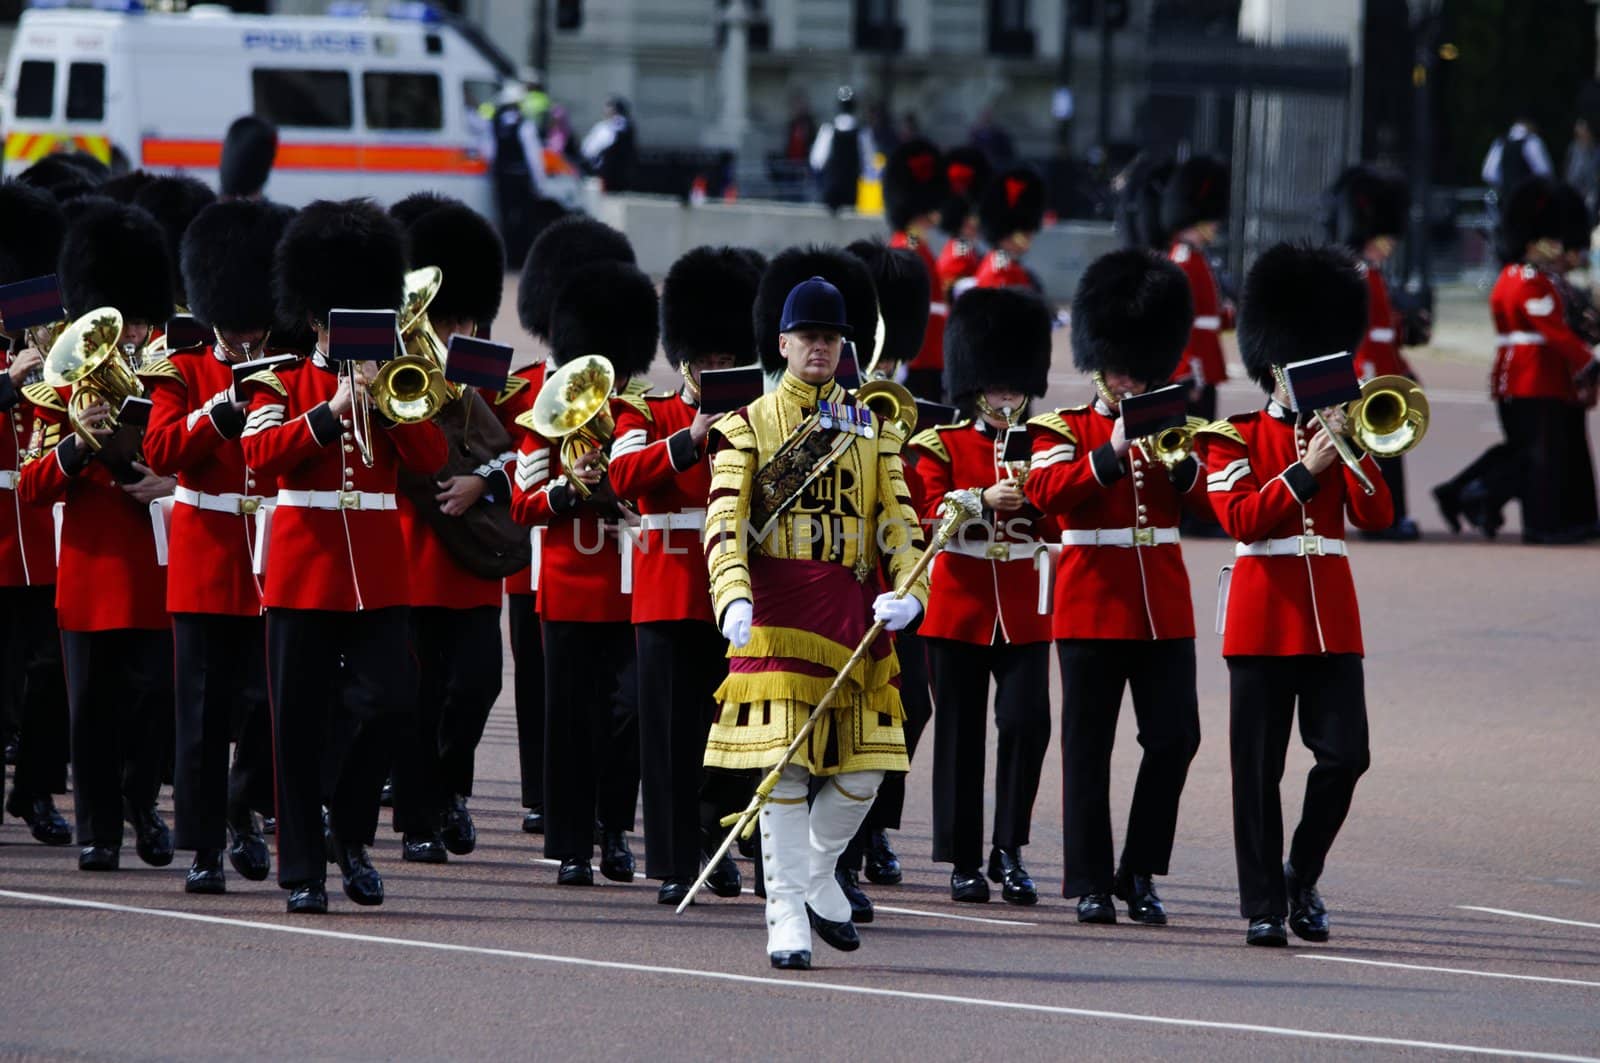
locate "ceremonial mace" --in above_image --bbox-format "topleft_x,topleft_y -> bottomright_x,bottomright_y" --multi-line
676,487 -> 985,913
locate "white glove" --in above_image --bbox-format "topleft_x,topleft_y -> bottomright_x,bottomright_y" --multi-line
721,599 -> 753,649
872,592 -> 922,632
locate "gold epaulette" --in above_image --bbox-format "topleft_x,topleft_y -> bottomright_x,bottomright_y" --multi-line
1027,409 -> 1078,441
622,377 -> 651,397
710,409 -> 756,451
614,391 -> 652,421
20,382 -> 66,413
240,368 -> 288,397
907,427 -> 948,462
137,357 -> 183,383
1195,418 -> 1245,445
495,375 -> 529,405
513,408 -> 537,432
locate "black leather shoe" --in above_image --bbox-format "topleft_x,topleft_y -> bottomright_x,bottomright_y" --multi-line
1246,916 -> 1288,947
806,904 -> 861,951
1113,868 -> 1168,925
5,791 -> 71,845
863,829 -> 902,885
1077,893 -> 1117,924
522,807 -> 544,834
704,849 -> 742,899
1432,484 -> 1462,533
401,832 -> 448,863
557,858 -> 594,886
657,879 -> 692,906
378,777 -> 394,808
185,849 -> 226,895
599,830 -> 635,883
2,734 -> 16,765
987,848 -> 1038,906
78,845 -> 119,871
226,804 -> 271,881
287,882 -> 328,914
441,795 -> 476,855
835,868 -> 874,924
1285,863 -> 1330,942
124,800 -> 174,867
950,867 -> 990,903
770,950 -> 812,970
330,839 -> 385,906
261,815 -> 276,836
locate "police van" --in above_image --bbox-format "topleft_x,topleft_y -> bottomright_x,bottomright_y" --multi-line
2,1 -> 578,216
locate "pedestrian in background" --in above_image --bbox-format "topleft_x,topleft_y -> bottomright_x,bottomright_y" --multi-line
810,86 -> 876,214
581,95 -> 639,193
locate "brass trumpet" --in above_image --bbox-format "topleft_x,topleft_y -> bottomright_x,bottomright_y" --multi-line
525,354 -> 619,500
43,307 -> 145,451
1141,417 -> 1206,469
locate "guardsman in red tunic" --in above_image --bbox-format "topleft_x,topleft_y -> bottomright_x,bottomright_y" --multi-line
1027,251 -> 1207,925
240,200 -> 447,914
935,147 -> 992,307
19,198 -> 179,873
0,180 -> 71,847
1434,177 -> 1600,542
881,138 -> 948,399
384,194 -> 511,864
973,168 -> 1045,293
1326,165 -> 1421,541
917,288 -> 1053,906
608,245 -> 763,905
1198,243 -> 1394,948
143,198 -> 292,893
1161,156 -> 1233,421
510,257 -> 655,887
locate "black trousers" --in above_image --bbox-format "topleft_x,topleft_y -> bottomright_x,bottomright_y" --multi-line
1562,404 -> 1598,529
1375,454 -> 1409,522
1450,399 -> 1583,535
60,627 -> 173,848
636,620 -> 745,881
392,604 -> 503,834
266,606 -> 416,887
1228,654 -> 1369,920
927,636 -> 1052,870
0,585 -> 68,801
540,619 -> 639,861
507,593 -> 545,811
171,613 -> 272,851
1057,638 -> 1201,896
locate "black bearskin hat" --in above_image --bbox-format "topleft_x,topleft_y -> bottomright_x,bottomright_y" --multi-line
182,199 -> 295,333
1556,182 -> 1592,253
938,147 -> 993,237
1160,155 -> 1229,235
943,287 -> 1052,401
882,138 -> 948,232
0,180 -> 67,285
846,239 -> 930,369
134,175 -> 217,306
100,169 -> 154,204
517,215 -> 633,341
394,195 -> 506,328
1325,166 -> 1407,249
754,245 -> 878,375
17,153 -> 108,203
219,116 -> 278,198
1500,176 -> 1567,262
58,198 -> 173,323
1070,248 -> 1193,385
547,260 -> 659,378
661,245 -> 763,368
979,168 -> 1046,246
274,198 -> 406,329
388,191 -> 454,231
1237,242 -> 1367,391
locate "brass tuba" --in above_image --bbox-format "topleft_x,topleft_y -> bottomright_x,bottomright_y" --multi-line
369,266 -> 454,425
525,354 -> 618,500
43,307 -> 145,451
855,378 -> 919,437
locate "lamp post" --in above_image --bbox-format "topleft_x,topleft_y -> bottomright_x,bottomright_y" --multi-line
1404,0 -> 1444,310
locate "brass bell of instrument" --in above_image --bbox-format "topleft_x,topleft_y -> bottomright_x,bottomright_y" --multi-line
43,306 -> 145,451
1346,374 -> 1429,457
1141,416 -> 1207,470
526,354 -> 618,499
370,355 -> 452,424
399,266 -> 461,401
855,378 -> 919,436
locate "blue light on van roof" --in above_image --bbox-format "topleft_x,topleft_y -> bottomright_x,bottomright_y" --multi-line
327,1 -> 369,17
25,0 -> 73,9
91,0 -> 145,11
386,2 -> 443,24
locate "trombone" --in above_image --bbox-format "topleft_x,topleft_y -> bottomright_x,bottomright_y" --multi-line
343,268 -> 456,468
1272,367 -> 1430,495
1091,371 -> 1200,469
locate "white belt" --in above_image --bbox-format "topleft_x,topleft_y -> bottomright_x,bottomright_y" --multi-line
1061,527 -> 1179,548
275,489 -> 396,511
1234,535 -> 1347,558
1368,327 -> 1395,342
1497,331 -> 1544,346
639,508 -> 706,532
944,538 -> 1044,562
928,300 -> 949,316
174,484 -> 266,516
0,469 -> 14,489
1192,315 -> 1222,331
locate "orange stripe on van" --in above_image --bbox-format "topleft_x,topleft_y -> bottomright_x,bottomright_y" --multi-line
142,138 -> 487,175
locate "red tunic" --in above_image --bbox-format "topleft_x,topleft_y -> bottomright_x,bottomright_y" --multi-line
490,363 -> 545,598
1,372 -> 56,587
1167,241 -> 1231,386
1353,264 -> 1415,382
888,231 -> 943,372
1025,402 -> 1206,642
17,390 -> 167,631
972,249 -> 1033,291
238,355 -> 448,612
1200,405 -> 1394,657
142,348 -> 277,616
507,401 -> 631,624
1489,263 -> 1595,402
935,237 -> 982,301
606,391 -> 714,625
912,420 -> 1052,645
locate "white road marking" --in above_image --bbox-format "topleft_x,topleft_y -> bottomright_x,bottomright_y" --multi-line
1458,906 -> 1600,931
1,888 -> 1594,1063
1301,954 -> 1600,989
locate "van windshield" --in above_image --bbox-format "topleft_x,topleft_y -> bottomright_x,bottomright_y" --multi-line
14,60 -> 55,120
